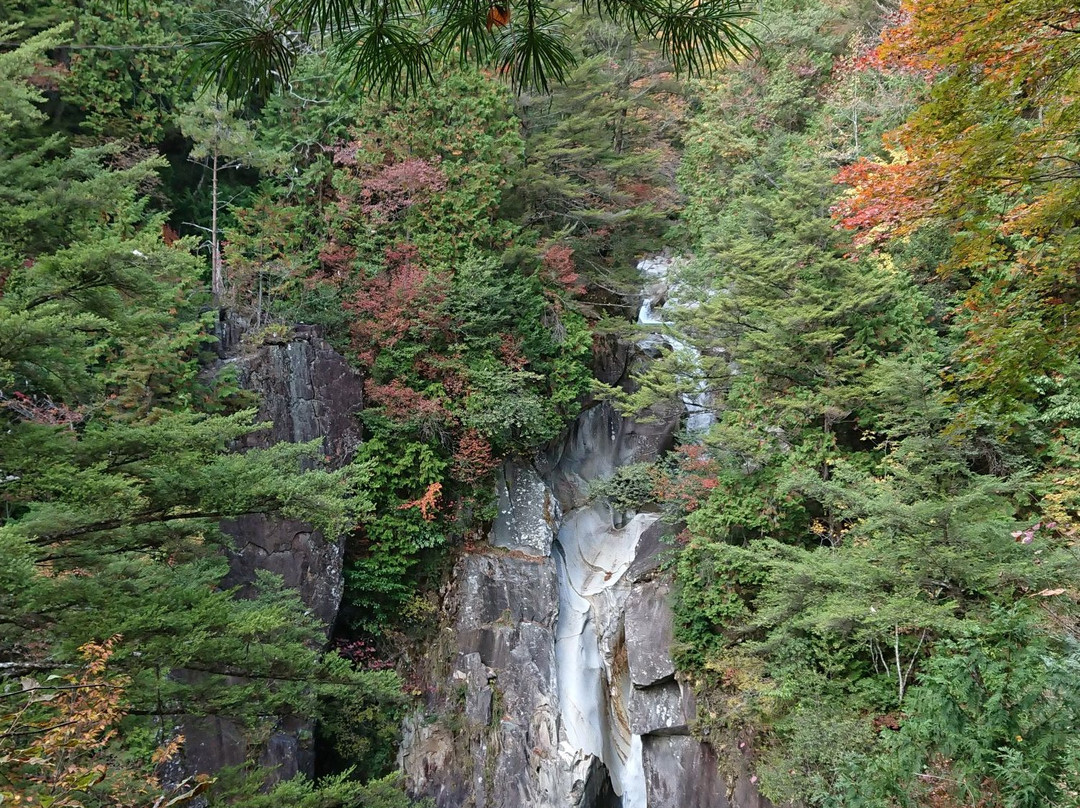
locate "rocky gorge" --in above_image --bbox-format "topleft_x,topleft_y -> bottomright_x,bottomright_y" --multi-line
199,263 -> 769,807
398,258 -> 767,808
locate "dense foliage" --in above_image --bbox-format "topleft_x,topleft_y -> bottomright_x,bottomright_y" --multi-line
4,0 -> 1079,805
611,1 -> 1080,805
0,7 -> 679,805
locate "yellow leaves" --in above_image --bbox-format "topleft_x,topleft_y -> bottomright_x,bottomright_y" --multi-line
1,634 -> 203,808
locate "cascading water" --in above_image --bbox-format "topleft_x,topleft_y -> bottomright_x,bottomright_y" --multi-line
554,506 -> 657,807
637,255 -> 715,436
401,253 -> 760,808
551,254 -> 713,808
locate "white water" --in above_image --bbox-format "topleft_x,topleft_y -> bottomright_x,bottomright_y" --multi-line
555,504 -> 656,808
636,256 -> 714,435
550,255 -> 714,808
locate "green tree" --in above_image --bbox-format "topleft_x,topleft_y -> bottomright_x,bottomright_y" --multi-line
192,0 -> 758,101
178,93 -> 266,297
0,28 -> 410,801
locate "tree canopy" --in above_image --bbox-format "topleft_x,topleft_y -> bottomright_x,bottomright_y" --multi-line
190,0 -> 758,99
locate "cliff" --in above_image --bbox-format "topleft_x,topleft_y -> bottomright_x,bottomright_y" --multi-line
179,319 -> 365,779
399,304 -> 770,808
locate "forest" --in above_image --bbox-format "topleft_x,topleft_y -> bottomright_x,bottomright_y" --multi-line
1,0 -> 1078,806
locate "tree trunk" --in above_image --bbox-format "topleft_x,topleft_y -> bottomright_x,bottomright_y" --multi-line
211,150 -> 223,299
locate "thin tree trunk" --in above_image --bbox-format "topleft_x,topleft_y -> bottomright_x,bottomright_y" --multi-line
211,150 -> 223,299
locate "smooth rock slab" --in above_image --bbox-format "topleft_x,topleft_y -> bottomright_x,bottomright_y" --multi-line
625,580 -> 676,687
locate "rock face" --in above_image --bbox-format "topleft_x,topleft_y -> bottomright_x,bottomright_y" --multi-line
401,256 -> 771,808
217,324 -> 364,631
181,320 -> 364,781
401,550 -> 563,808
625,580 -> 677,688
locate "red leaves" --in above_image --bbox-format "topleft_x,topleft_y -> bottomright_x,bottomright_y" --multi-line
365,379 -> 451,424
359,158 -> 447,220
317,240 -> 357,283
540,244 -> 586,297
345,244 -> 451,366
0,391 -> 83,428
497,333 -> 528,371
832,152 -> 934,247
653,444 -> 722,514
330,141 -> 448,222
452,428 -> 499,483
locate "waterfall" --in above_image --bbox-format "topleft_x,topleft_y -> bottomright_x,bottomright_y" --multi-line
636,256 -> 714,436
402,254 -> 759,808
554,505 -> 656,807
549,254 -> 712,808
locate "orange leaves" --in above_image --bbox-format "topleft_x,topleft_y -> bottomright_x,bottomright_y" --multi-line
1,636 -> 209,808
833,150 -> 936,247
398,481 -> 443,520
485,3 -> 510,31
834,0 -> 1080,257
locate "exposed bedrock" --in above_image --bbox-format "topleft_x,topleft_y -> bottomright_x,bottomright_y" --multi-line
181,320 -> 364,782
401,339 -> 770,808
218,324 -> 364,630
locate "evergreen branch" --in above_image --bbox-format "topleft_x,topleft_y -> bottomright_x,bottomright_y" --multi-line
28,509 -> 246,545
335,12 -> 434,95
492,3 -> 576,91
188,9 -> 297,102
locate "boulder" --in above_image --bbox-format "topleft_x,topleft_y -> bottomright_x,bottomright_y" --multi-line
490,462 -> 561,558
629,679 -> 695,736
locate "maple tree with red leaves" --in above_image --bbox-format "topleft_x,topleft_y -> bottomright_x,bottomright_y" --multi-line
833,0 -> 1080,439
345,244 -> 452,366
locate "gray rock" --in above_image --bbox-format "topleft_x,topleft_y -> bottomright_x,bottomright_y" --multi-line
625,580 -> 676,687
629,679 -> 695,736
401,553 -> 566,808
490,462 -> 561,557
220,322 -> 364,631
547,401 -> 680,512
643,735 -> 728,808
219,515 -> 343,628
458,653 -> 494,726
180,319 -> 363,784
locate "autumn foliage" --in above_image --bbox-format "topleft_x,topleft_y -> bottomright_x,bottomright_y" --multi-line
345,244 -> 452,366
833,0 -> 1080,434
398,481 -> 443,521
0,637 -> 208,808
